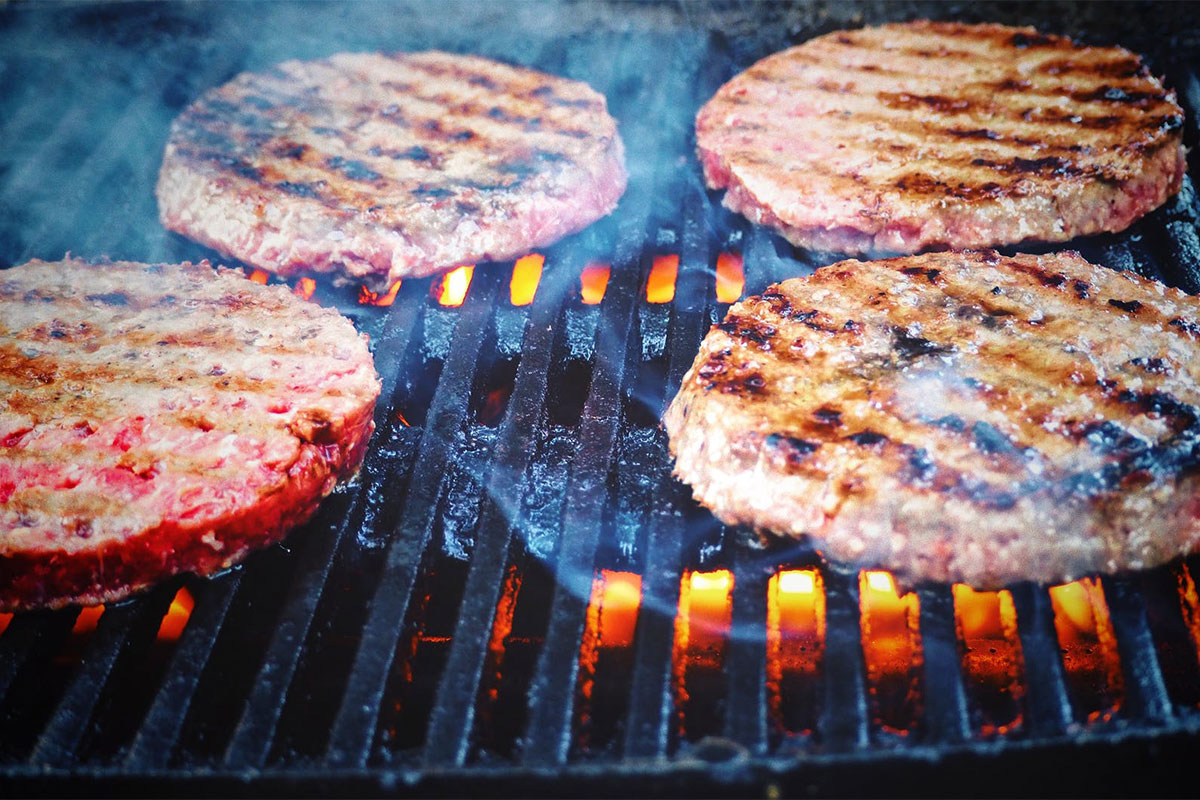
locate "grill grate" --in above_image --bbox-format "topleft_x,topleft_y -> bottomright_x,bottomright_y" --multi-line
3,1 -> 1200,795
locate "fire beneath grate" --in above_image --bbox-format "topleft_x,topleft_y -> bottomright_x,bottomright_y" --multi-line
4,1 -> 1200,795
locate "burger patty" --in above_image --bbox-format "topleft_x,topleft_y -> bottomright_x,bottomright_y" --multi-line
696,21 -> 1186,256
663,251 -> 1200,588
158,51 -> 627,290
0,258 -> 380,611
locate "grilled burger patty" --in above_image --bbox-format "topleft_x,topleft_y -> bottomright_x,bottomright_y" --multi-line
696,21 -> 1186,256
0,258 -> 380,611
664,251 -> 1200,588
158,51 -> 627,290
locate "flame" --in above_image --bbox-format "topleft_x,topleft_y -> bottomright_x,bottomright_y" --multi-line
953,584 -> 1025,735
71,604 -> 105,636
767,569 -> 825,734
590,570 -> 642,650
1049,578 -> 1124,722
395,410 -> 411,427
859,571 -> 922,734
675,569 -> 733,668
646,254 -> 679,303
248,268 -> 269,285
293,277 -> 316,300
0,612 -> 11,637
359,280 -> 402,307
715,251 -> 745,303
510,254 -> 544,306
436,265 -> 474,306
156,586 -> 196,643
580,262 -> 610,305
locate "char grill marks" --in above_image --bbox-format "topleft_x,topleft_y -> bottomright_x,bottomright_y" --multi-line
168,52 -> 611,222
0,258 -> 376,546
697,251 -> 1200,507
696,21 -> 1185,254
718,22 -> 1180,194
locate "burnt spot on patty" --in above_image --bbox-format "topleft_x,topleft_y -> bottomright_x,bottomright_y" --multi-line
766,433 -> 820,466
892,327 -> 954,361
717,313 -> 778,349
1108,298 -> 1143,313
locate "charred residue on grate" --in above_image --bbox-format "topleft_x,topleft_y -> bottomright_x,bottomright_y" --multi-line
1,3 -> 1200,795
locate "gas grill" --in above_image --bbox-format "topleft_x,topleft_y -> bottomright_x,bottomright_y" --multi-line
3,1 -> 1200,796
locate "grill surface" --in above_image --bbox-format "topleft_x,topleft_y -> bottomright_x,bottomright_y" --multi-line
3,1 -> 1200,796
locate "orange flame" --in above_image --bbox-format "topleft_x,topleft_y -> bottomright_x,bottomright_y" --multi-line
156,586 -> 196,643
1049,578 -> 1124,722
767,569 -> 825,734
646,254 -> 679,304
359,280 -> 402,307
71,604 -> 105,636
510,254 -> 544,306
436,266 -> 474,307
248,268 -> 269,285
674,570 -> 733,669
0,612 -> 11,637
293,277 -> 316,300
953,584 -> 1025,735
1176,562 -> 1200,658
594,570 -> 643,649
859,571 -> 922,734
395,410 -> 411,427
580,262 -> 610,305
715,251 -> 745,303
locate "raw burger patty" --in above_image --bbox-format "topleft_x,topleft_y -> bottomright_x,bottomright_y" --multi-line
0,258 -> 380,611
696,21 -> 1186,255
664,250 -> 1200,588
158,51 -> 627,290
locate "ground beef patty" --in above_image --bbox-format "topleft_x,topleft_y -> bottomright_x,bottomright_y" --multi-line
158,51 -> 627,290
696,21 -> 1185,256
664,251 -> 1200,588
0,258 -> 380,611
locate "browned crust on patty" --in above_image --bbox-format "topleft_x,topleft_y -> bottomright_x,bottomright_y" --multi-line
696,21 -> 1186,255
0,258 -> 380,610
157,51 -> 627,291
664,250 -> 1200,588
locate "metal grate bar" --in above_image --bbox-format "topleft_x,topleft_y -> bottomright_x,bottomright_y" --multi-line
0,613 -> 77,706
413,267 -> 574,768
124,573 -> 242,769
322,271 -> 503,767
916,585 -> 971,744
1100,575 -> 1173,723
1010,583 -> 1072,736
816,569 -> 869,751
723,545 -> 769,754
221,278 -> 443,770
28,598 -> 153,766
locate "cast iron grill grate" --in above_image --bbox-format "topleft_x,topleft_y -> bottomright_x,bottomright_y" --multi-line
3,2 -> 1200,796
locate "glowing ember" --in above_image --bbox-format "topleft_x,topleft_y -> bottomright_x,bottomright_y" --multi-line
510,253 -> 544,306
484,566 -> 521,705
859,571 -> 922,734
952,584 -> 1025,735
1177,563 -> 1200,657
293,276 -> 316,300
359,280 -> 401,307
1049,578 -> 1124,722
767,569 -> 825,734
248,268 -> 269,285
71,604 -> 105,637
646,254 -> 679,303
156,585 -> 196,643
674,569 -> 734,740
580,262 -> 610,305
395,410 -> 411,427
593,570 -> 642,649
0,612 -> 11,637
436,265 -> 474,306
715,251 -> 745,303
